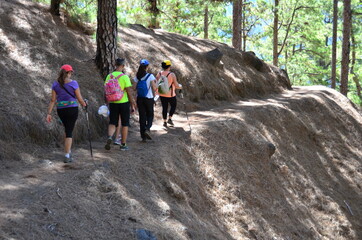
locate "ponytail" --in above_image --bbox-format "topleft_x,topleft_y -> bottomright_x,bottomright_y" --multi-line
136,65 -> 147,80
57,69 -> 67,86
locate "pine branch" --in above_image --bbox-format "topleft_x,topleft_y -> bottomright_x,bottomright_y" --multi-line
278,5 -> 311,56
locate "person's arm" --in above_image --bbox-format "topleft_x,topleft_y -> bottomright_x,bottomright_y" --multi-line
155,72 -> 160,80
171,73 -> 182,89
46,90 -> 57,123
132,78 -> 138,91
132,78 -> 138,101
75,88 -> 87,107
151,79 -> 157,92
125,87 -> 137,111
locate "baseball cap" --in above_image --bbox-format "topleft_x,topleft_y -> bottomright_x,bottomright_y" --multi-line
140,59 -> 149,66
98,105 -> 109,117
115,58 -> 126,66
163,60 -> 171,66
60,64 -> 73,72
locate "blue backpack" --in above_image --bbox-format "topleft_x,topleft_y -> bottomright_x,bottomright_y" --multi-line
137,73 -> 151,97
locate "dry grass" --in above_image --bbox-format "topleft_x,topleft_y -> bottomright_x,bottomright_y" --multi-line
0,1 -> 361,240
0,0 -> 289,161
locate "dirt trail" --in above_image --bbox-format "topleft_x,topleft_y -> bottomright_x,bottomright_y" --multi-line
1,86 -> 361,240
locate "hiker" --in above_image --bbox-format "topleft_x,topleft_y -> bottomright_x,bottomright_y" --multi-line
133,59 -> 157,142
156,60 -> 182,127
104,58 -> 136,151
46,64 -> 87,163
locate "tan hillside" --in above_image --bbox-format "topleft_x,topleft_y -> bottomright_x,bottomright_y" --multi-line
0,1 -> 361,240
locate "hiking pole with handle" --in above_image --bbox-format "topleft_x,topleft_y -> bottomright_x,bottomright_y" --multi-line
84,99 -> 93,158
179,89 -> 191,132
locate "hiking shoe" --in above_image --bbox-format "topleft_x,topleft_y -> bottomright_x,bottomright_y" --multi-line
163,122 -> 167,128
120,144 -> 129,151
167,119 -> 174,126
114,138 -> 122,145
144,130 -> 152,140
142,138 -> 147,143
64,156 -> 72,163
105,138 -> 112,150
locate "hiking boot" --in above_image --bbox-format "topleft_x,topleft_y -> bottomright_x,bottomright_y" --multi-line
142,138 -> 147,143
167,119 -> 174,126
113,138 -> 122,145
120,143 -> 129,151
144,130 -> 152,140
105,138 -> 112,150
163,122 -> 167,128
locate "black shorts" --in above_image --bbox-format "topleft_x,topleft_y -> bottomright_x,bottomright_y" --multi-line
57,107 -> 78,138
109,102 -> 130,127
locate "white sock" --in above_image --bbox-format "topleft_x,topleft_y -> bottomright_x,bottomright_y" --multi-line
65,153 -> 70,158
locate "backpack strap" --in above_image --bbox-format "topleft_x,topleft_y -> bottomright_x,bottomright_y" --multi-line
60,83 -> 76,98
143,73 -> 151,82
157,71 -> 162,79
116,73 -> 125,79
137,73 -> 151,83
109,73 -> 125,81
108,73 -> 126,89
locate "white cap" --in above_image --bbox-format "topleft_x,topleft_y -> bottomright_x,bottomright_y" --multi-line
98,105 -> 109,117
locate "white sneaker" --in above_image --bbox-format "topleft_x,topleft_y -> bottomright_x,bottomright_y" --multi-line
114,138 -> 122,145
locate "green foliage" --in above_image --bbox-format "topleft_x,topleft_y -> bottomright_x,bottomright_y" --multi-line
32,0 -> 361,105
63,0 -> 97,24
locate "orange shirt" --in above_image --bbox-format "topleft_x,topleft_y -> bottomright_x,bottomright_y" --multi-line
157,71 -> 176,98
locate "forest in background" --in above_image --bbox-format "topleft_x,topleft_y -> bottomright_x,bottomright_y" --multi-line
36,0 -> 361,105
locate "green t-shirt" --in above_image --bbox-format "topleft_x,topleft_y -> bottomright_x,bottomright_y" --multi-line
104,71 -> 132,103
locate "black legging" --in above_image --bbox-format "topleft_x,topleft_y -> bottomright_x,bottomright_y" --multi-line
160,96 -> 177,120
57,107 -> 78,138
137,97 -> 154,138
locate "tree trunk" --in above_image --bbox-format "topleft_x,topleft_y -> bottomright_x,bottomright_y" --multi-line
351,26 -> 362,101
340,0 -> 351,96
331,0 -> 338,89
273,0 -> 279,66
232,0 -> 242,50
204,5 -> 209,39
242,1 -> 246,51
148,0 -> 159,29
95,0 -> 118,78
50,0 -> 61,16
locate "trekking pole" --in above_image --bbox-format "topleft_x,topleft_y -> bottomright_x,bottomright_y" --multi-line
179,90 -> 191,132
84,99 -> 93,158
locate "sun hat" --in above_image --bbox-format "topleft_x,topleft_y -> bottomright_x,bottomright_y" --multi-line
140,59 -> 149,66
163,60 -> 171,66
60,64 -> 73,72
98,105 -> 109,117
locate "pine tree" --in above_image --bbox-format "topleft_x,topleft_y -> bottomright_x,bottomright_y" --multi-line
95,0 -> 118,78
340,0 -> 352,96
